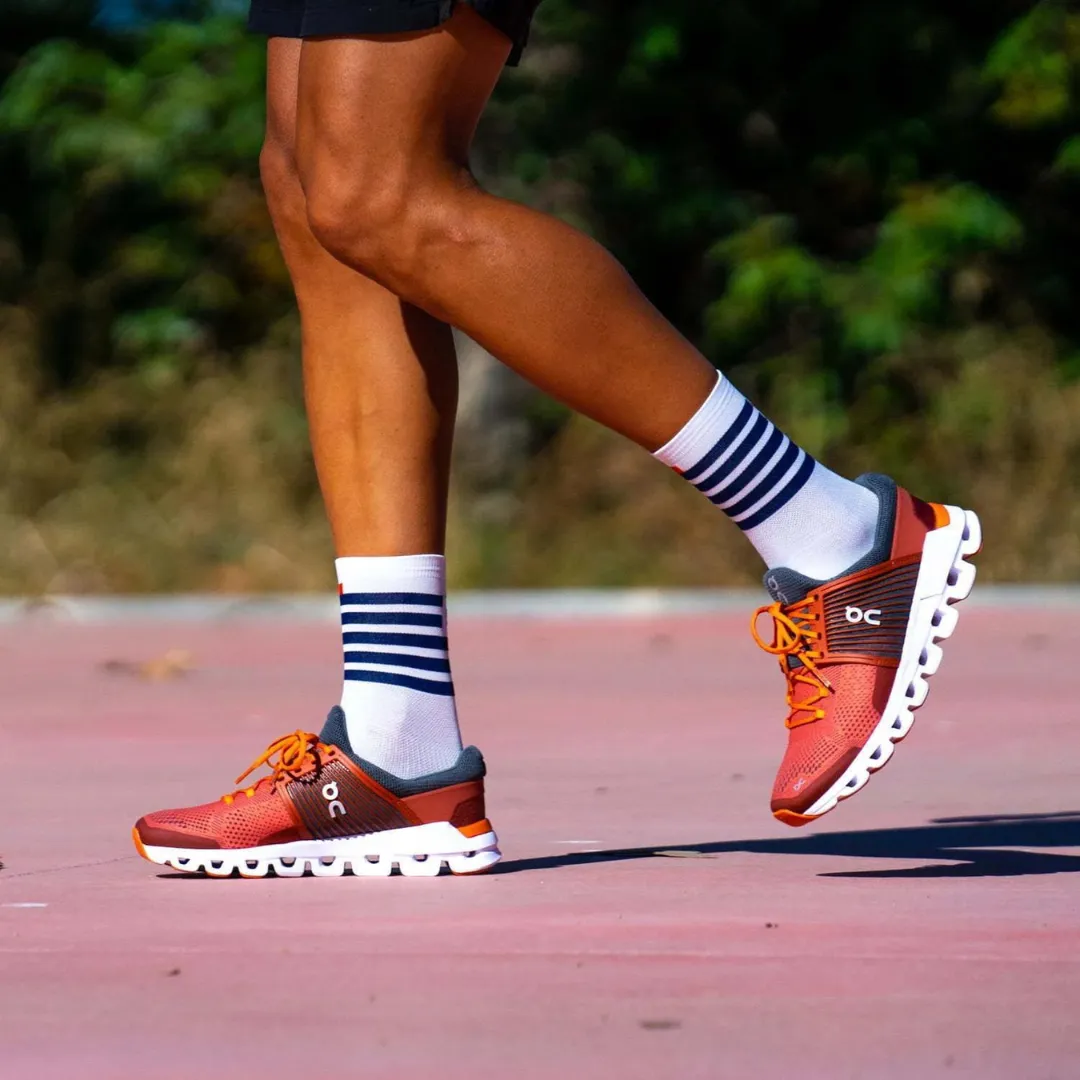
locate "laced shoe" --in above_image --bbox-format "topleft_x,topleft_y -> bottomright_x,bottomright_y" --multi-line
132,707 -> 499,877
752,474 -> 981,826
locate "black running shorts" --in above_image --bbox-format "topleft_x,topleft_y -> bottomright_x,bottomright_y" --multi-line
249,0 -> 540,65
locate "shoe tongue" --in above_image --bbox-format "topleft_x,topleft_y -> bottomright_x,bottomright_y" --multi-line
762,566 -> 822,606
761,568 -> 823,672
319,705 -> 352,752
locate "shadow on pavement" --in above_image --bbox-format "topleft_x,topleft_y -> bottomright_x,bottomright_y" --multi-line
496,811 -> 1080,879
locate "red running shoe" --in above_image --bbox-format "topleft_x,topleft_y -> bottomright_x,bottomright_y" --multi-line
753,474 -> 981,826
132,708 -> 499,877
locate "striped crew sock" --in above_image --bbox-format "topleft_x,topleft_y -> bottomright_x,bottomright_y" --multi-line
336,554 -> 463,779
655,373 -> 879,580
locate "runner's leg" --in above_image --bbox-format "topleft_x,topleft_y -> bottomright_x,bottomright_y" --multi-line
261,37 -> 464,776
262,37 -> 456,557
294,7 -> 878,580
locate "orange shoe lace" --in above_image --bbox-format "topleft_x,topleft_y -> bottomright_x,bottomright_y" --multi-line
221,730 -> 321,804
751,598 -> 833,728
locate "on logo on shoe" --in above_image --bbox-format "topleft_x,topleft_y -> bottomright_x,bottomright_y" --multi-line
844,605 -> 882,626
766,575 -> 790,604
322,781 -> 347,819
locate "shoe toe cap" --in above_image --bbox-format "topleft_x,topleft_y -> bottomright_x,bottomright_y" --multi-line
133,814 -> 221,850
771,745 -> 861,817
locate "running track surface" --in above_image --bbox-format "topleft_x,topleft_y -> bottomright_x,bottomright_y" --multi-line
2,606 -> 1078,1080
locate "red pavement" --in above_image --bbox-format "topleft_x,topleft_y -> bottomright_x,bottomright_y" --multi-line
2,607 -> 1079,1079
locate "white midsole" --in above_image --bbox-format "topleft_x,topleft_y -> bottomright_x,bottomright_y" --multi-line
142,822 -> 501,878
802,503 -> 981,818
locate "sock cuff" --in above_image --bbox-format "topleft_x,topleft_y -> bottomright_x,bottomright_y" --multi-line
335,554 -> 446,594
653,372 -> 744,471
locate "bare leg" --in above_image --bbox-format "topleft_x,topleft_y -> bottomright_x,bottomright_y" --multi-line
261,37 -> 457,556
294,8 -> 717,453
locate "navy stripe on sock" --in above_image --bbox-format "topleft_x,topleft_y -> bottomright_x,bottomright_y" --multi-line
339,591 -> 443,607
735,452 -> 816,531
724,441 -> 802,520
342,631 -> 448,650
341,610 -> 444,627
344,668 -> 455,696
708,423 -> 783,506
696,411 -> 770,494
344,650 -> 451,674
682,399 -> 755,485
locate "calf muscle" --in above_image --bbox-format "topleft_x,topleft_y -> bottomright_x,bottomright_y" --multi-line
295,8 -> 716,452
264,36 -> 458,558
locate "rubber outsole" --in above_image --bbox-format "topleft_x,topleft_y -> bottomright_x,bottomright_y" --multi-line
773,503 -> 982,826
133,822 -> 502,878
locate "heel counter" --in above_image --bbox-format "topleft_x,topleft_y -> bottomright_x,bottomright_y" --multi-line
403,780 -> 486,828
891,488 -> 947,560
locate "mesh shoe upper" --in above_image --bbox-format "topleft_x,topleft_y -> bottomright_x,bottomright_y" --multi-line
755,475 -> 946,817
142,785 -> 300,850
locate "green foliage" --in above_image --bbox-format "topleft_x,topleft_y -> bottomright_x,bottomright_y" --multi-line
983,1 -> 1080,126
705,184 -> 1022,357
0,0 -> 1079,588
0,13 -> 281,386
496,0 -> 1080,479
1055,133 -> 1080,173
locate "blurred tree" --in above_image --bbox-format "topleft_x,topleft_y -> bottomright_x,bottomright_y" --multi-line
505,0 -> 1080,372
0,8 -> 281,389
0,0 -> 1078,588
3,0 -> 1077,393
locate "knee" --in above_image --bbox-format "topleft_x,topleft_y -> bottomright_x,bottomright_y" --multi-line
305,173 -> 412,282
259,136 -> 302,219
304,170 -> 460,294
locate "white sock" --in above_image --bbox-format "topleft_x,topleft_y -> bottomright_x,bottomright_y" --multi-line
335,554 -> 463,779
655,373 -> 879,580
